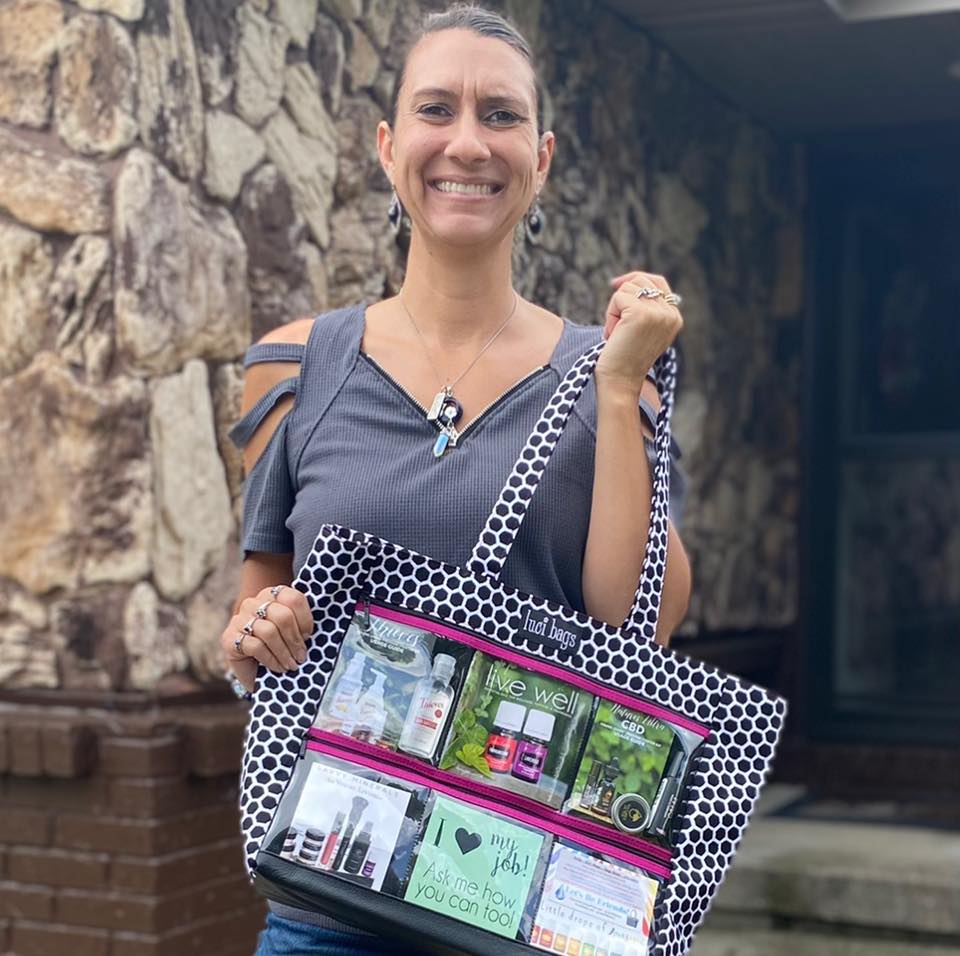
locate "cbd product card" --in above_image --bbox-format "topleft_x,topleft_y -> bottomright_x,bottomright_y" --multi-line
531,844 -> 658,953
289,762 -> 412,891
404,795 -> 545,939
567,701 -> 681,836
439,653 -> 594,808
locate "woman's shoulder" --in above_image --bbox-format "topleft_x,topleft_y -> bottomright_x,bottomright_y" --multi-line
256,300 -> 366,349
234,304 -> 363,468
258,316 -> 316,347
549,315 -> 604,372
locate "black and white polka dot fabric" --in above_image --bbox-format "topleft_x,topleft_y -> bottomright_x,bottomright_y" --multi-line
238,344 -> 788,956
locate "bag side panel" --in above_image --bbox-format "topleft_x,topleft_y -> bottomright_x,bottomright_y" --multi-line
653,680 -> 788,955
240,530 -> 378,873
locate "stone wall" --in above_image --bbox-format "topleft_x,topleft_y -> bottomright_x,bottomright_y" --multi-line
0,0 -> 804,693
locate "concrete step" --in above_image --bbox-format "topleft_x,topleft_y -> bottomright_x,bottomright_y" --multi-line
692,928 -> 960,956
702,785 -> 960,939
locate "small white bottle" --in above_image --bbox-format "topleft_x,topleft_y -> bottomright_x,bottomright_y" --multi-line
350,671 -> 387,744
398,654 -> 456,759
323,654 -> 366,732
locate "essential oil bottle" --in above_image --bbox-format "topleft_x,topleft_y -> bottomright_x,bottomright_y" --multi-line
399,654 -> 457,759
580,760 -> 605,810
511,708 -> 556,784
483,700 -> 527,773
595,757 -> 620,815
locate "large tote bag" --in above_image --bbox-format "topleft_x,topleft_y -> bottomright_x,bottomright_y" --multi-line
238,341 -> 788,956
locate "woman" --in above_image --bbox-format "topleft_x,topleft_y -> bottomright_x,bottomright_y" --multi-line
220,5 -> 691,953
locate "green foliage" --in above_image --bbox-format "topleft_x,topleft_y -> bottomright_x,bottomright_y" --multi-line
455,742 -> 494,778
440,706 -> 490,771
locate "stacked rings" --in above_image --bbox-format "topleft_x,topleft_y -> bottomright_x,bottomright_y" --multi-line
235,600 -> 273,658
633,286 -> 683,307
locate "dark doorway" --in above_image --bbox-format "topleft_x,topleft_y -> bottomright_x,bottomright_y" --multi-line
806,124 -> 960,745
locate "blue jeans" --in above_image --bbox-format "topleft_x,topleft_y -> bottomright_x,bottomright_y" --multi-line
254,913 -> 424,955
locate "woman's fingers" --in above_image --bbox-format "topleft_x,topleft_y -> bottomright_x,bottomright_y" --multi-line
266,584 -> 314,637
240,621 -> 293,672
223,588 -> 314,675
234,615 -> 298,672
262,600 -> 308,664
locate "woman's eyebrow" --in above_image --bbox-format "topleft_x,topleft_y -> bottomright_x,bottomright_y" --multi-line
410,86 -> 528,111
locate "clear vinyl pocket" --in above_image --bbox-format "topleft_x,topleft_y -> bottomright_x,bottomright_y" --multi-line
311,601 -> 712,853
259,743 -> 669,953
255,598 -> 714,952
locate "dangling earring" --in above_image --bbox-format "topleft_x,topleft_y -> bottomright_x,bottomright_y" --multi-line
387,187 -> 404,235
524,192 -> 544,245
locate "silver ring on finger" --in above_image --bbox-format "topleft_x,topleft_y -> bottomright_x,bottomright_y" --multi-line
234,632 -> 246,655
270,585 -> 285,599
242,616 -> 258,636
663,292 -> 683,307
634,286 -> 663,300
255,600 -> 272,619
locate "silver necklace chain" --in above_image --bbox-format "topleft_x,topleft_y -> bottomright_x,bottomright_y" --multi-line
397,287 -> 520,395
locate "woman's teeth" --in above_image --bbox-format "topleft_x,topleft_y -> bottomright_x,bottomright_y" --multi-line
433,181 -> 499,195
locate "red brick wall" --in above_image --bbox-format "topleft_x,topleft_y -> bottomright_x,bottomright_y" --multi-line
0,700 -> 266,956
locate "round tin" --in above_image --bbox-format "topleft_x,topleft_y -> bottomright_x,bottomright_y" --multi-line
611,792 -> 652,834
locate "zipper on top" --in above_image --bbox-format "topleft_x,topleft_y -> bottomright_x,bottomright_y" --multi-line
360,354 -> 549,441
308,727 -> 672,867
360,598 -> 712,739
306,736 -> 673,881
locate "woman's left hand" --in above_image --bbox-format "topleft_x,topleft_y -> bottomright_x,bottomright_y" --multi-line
595,270 -> 683,396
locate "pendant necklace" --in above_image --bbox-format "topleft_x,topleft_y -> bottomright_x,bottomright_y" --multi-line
398,287 -> 519,458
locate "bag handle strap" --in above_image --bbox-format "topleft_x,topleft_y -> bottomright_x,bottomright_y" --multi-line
466,341 -> 678,639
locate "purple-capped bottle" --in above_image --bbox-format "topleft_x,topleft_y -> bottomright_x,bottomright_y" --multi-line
511,709 -> 556,784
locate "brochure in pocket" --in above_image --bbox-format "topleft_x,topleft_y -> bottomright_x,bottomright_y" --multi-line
438,653 -> 594,808
404,794 -> 546,939
567,700 -> 702,841
283,761 -> 414,891
314,612 -> 469,756
531,843 -> 659,954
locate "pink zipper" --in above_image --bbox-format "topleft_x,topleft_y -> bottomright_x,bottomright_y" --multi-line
306,737 -> 673,882
308,728 -> 672,865
360,600 -> 711,739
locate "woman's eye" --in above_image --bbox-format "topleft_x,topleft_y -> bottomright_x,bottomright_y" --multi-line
487,110 -> 519,124
418,104 -> 450,117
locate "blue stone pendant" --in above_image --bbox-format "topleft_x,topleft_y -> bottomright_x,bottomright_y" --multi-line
428,390 -> 462,457
433,431 -> 451,457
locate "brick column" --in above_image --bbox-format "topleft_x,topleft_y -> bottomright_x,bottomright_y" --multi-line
0,696 -> 266,956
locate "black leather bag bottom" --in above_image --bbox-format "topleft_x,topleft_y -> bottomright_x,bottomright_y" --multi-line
255,852 -> 537,956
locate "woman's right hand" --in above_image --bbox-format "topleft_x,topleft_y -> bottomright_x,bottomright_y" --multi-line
219,584 -> 315,693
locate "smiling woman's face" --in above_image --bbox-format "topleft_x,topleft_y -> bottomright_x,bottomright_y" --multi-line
379,28 -> 554,250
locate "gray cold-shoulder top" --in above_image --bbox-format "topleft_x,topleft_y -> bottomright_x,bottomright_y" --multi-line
231,302 -> 683,606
